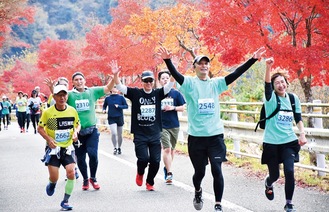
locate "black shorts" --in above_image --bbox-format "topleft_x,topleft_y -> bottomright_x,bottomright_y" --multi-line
188,134 -> 227,168
261,140 -> 300,164
108,116 -> 124,127
47,147 -> 75,168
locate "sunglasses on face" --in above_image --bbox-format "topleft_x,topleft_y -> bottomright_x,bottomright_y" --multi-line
142,79 -> 154,83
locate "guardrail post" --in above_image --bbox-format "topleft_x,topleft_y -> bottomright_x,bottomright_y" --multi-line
313,100 -> 325,177
230,99 -> 241,158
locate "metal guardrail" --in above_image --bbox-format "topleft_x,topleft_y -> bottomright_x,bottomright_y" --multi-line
96,98 -> 329,175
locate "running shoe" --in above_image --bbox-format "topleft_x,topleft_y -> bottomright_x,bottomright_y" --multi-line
82,179 -> 89,190
166,172 -> 173,185
60,200 -> 73,210
136,173 -> 143,186
46,183 -> 56,196
284,203 -> 296,212
214,204 -> 223,212
193,188 -> 203,210
117,148 -> 121,154
89,178 -> 100,190
146,183 -> 154,191
264,175 -> 274,200
113,148 -> 117,155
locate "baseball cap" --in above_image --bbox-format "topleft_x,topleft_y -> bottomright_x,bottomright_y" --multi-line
141,71 -> 154,80
193,55 -> 210,65
53,85 -> 68,95
2,95 -> 6,99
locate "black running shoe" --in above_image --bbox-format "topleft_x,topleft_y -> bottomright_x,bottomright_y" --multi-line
264,175 -> 274,200
193,188 -> 203,210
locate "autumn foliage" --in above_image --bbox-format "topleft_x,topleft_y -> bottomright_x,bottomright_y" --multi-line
199,0 -> 329,102
0,0 -> 328,106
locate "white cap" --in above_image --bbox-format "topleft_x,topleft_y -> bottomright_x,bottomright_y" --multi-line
2,95 -> 7,99
53,85 -> 68,94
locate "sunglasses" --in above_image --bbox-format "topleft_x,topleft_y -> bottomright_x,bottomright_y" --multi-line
142,79 -> 154,83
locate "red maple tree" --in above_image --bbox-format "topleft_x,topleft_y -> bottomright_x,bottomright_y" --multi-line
199,0 -> 329,108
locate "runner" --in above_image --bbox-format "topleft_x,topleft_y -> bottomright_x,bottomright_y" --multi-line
110,60 -> 175,191
102,86 -> 128,155
261,57 -> 307,212
158,46 -> 266,211
66,72 -> 115,190
38,84 -> 80,210
158,70 -> 185,185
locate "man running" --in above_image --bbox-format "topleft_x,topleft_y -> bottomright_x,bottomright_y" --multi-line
38,84 -> 80,210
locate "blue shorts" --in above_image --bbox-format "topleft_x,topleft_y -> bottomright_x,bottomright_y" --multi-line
108,116 -> 124,127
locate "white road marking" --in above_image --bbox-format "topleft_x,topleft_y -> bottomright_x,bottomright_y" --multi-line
99,149 -> 253,212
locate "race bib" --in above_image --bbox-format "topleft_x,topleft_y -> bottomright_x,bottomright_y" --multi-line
140,105 -> 156,117
75,99 -> 90,112
55,129 -> 70,142
198,98 -> 215,114
277,111 -> 293,126
161,98 -> 174,110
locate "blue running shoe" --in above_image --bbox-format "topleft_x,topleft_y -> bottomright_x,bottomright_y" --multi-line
60,200 -> 73,210
163,167 -> 168,180
46,183 -> 56,196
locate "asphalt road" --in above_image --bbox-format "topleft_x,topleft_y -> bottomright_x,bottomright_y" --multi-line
0,122 -> 328,212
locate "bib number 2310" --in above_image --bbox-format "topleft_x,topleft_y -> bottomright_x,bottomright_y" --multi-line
75,99 -> 90,112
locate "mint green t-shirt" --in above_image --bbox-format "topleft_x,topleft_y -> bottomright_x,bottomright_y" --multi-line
67,87 -> 105,129
179,76 -> 228,136
263,92 -> 301,144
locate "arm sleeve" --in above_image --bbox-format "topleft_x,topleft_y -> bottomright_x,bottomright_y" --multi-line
294,113 -> 302,123
225,58 -> 258,85
164,81 -> 175,95
265,82 -> 273,101
116,83 -> 128,95
164,59 -> 184,85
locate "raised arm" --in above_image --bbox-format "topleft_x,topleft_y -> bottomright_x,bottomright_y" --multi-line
44,77 -> 56,94
157,46 -> 184,85
110,60 -> 127,95
103,75 -> 115,94
265,57 -> 274,101
225,47 -> 266,85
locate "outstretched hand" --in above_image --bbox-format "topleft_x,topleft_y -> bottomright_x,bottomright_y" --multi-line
157,46 -> 172,60
253,47 -> 266,60
265,57 -> 274,66
109,60 -> 120,75
44,77 -> 55,89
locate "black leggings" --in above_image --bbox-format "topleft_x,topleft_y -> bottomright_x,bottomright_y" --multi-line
188,134 -> 226,202
266,156 -> 295,200
30,114 -> 40,131
2,114 -> 9,126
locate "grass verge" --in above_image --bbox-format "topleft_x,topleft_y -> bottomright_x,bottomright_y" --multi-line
175,139 -> 329,193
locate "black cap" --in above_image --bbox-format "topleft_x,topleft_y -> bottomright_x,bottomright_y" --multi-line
141,71 -> 154,80
193,55 -> 210,65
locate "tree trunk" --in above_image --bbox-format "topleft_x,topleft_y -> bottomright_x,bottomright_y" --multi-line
298,76 -> 314,127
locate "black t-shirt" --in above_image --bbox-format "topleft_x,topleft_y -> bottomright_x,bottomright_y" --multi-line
125,87 -> 166,136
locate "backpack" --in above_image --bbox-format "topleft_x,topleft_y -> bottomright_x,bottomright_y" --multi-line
254,93 -> 295,132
